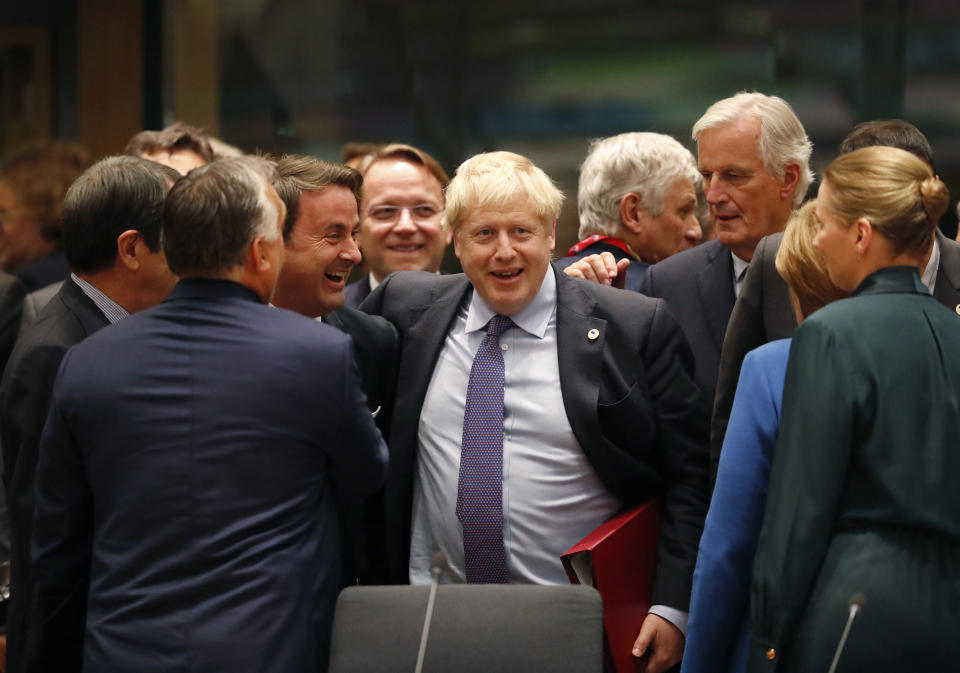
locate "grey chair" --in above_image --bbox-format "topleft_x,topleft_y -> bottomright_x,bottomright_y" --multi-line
328,584 -> 603,673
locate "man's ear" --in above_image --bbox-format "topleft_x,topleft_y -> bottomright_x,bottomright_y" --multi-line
249,236 -> 273,273
780,163 -> 801,201
116,230 -> 144,271
619,193 -> 644,234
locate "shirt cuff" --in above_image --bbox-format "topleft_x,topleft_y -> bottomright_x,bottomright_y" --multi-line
648,605 -> 689,636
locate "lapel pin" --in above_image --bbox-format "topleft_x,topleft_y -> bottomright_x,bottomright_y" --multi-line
955,304 -> 960,316
587,328 -> 599,340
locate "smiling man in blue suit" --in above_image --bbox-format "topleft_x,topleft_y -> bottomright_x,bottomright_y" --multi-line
25,156 -> 388,673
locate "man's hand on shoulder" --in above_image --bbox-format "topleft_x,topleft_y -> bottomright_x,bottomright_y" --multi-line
562,252 -> 629,290
632,613 -> 684,673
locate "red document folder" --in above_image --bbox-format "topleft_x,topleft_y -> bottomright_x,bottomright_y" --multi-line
561,499 -> 661,673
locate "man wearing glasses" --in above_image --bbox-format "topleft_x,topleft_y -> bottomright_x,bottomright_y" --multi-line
344,143 -> 451,306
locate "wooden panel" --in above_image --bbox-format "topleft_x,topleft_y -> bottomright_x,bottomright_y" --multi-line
167,1 -> 219,137
76,0 -> 142,159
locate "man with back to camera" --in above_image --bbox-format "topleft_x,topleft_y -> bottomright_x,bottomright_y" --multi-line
344,143 -> 451,306
0,155 -> 181,673
24,156 -> 388,672
711,119 -> 960,479
363,150 -> 709,673
557,131 -> 703,290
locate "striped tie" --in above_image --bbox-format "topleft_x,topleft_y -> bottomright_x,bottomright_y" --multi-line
457,314 -> 512,583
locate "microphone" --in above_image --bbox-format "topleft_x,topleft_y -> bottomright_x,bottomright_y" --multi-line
414,552 -> 448,673
826,593 -> 866,673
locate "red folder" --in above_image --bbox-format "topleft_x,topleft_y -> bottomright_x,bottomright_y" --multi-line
561,499 -> 661,673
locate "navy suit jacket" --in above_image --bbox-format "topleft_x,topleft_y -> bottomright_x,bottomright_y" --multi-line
26,279 -> 388,673
361,266 -> 709,610
0,277 -> 109,673
553,240 -> 650,292
640,239 -> 735,421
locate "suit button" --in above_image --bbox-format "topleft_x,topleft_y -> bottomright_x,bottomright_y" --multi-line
766,648 -> 776,660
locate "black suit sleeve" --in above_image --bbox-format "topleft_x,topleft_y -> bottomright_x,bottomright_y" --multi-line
710,259 -> 768,487
643,300 -> 710,609
24,352 -> 91,673
0,274 -> 25,378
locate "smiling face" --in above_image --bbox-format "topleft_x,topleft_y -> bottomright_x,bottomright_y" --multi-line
273,186 -> 361,317
633,177 -> 701,262
697,117 -> 796,261
454,194 -> 555,316
359,158 -> 446,281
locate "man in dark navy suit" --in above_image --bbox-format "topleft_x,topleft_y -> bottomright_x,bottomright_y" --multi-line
364,151 -> 708,673
26,157 -> 387,672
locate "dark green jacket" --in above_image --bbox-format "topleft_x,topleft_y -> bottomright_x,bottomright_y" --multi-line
748,266 -> 960,672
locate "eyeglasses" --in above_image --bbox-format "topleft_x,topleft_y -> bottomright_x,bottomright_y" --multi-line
365,204 -> 441,224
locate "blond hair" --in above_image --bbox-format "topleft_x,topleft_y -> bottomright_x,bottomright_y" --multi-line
775,201 -> 848,319
443,151 -> 564,235
822,146 -> 949,257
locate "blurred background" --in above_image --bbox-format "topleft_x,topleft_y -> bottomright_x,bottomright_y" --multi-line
3,0 -> 960,262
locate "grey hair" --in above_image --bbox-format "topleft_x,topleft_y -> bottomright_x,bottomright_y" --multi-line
163,155 -> 283,276
577,132 -> 701,239
692,92 -> 813,208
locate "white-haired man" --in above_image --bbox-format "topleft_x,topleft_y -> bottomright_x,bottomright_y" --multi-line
363,151 -> 709,673
557,132 -> 702,291
636,92 -> 810,423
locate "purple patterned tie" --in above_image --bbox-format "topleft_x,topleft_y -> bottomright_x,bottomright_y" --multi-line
457,314 -> 512,583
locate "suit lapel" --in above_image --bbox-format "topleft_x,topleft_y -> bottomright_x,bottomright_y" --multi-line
933,230 -> 960,311
391,276 -> 472,443
554,270 -> 606,451
697,240 -> 735,353
60,278 -> 111,335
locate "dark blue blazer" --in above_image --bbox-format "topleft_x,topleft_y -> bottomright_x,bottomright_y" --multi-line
27,279 -> 388,673
553,240 -> 649,292
362,268 -> 709,610
683,339 -> 788,673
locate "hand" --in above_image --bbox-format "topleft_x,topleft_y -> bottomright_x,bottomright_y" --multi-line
562,252 -> 630,290
632,613 -> 684,673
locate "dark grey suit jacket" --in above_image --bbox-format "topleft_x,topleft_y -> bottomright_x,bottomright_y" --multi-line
0,277 -> 109,673
711,229 -> 960,483
361,266 -> 709,610
0,273 -> 25,379
639,238 -> 735,423
343,276 -> 372,308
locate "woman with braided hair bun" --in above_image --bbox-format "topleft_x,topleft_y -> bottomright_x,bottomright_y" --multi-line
747,146 -> 960,672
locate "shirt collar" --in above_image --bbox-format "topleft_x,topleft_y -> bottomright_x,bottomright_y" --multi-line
71,273 -> 129,324
921,235 -> 940,295
465,266 -> 555,339
731,251 -> 750,281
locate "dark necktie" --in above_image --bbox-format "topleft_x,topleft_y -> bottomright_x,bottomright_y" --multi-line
456,314 -> 512,583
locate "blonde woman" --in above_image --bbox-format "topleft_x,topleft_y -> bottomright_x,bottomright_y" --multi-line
749,146 -> 959,671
